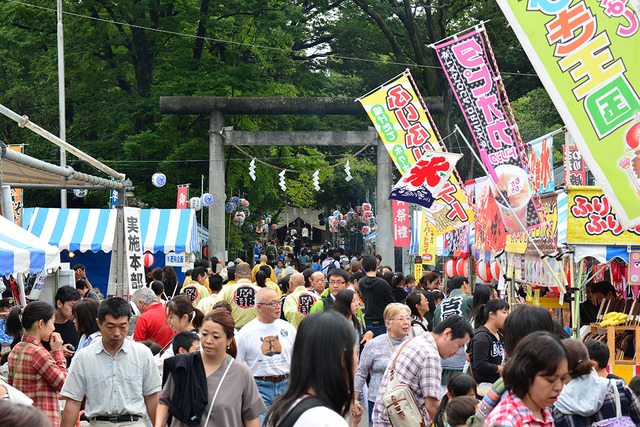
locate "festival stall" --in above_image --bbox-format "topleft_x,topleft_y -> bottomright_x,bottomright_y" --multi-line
22,207 -> 201,296
0,214 -> 61,305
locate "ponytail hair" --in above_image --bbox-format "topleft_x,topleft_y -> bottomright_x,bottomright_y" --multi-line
6,301 -> 55,338
474,298 -> 508,327
166,295 -> 204,331
433,373 -> 477,427
391,272 -> 405,288
562,338 -> 595,379
203,308 -> 237,357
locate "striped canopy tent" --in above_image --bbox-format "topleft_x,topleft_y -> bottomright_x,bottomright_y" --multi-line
0,214 -> 60,277
23,208 -> 202,253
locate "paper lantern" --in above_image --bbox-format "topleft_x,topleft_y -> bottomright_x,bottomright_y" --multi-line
357,206 -> 364,214
73,189 -> 88,198
445,260 -> 457,277
257,220 -> 264,226
331,219 -> 338,227
190,197 -> 202,211
363,210 -> 373,219
143,253 -> 155,268
367,216 -> 376,227
201,193 -> 213,206
476,261 -> 493,283
203,247 -> 208,258
456,259 -> 469,277
362,226 -> 370,234
240,198 -> 249,207
490,261 -> 501,280
151,172 -> 166,187
235,212 -> 246,220
339,219 -> 347,227
266,216 -> 271,224
225,203 -> 235,213
330,227 -> 336,233
272,224 -> 276,229
231,196 -> 240,207
248,225 -> 254,232
333,210 -> 341,217
353,213 -> 359,220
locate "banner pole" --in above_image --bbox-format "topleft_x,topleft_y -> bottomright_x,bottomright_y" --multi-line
455,125 -> 567,293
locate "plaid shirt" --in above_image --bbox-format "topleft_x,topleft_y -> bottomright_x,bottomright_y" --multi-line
372,333 -> 442,426
8,335 -> 67,427
485,391 -> 555,427
552,380 -> 640,427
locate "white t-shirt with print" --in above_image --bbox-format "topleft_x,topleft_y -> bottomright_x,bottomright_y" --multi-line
236,318 -> 296,377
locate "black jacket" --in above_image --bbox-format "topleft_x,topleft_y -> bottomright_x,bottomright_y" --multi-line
469,325 -> 503,384
162,351 -> 209,426
359,275 -> 396,324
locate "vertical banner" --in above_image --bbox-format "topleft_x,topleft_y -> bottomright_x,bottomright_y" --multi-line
8,145 -> 23,225
109,189 -> 118,209
123,207 -> 145,295
358,72 -> 474,234
475,177 -> 506,250
414,256 -> 424,280
392,200 -> 411,247
433,28 -> 542,234
628,251 -> 640,285
564,135 -> 587,186
419,211 -> 437,265
409,208 -> 421,254
177,185 -> 189,209
495,0 -> 640,228
528,133 -> 554,194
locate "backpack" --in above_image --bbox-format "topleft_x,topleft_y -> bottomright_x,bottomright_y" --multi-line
266,244 -> 277,262
323,259 -> 339,277
381,338 -> 427,427
276,395 -> 326,427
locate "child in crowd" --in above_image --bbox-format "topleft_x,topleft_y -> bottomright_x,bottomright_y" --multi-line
433,373 -> 477,427
469,299 -> 508,386
445,396 -> 481,427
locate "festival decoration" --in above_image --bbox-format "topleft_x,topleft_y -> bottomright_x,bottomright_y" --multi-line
445,259 -> 457,277
231,196 -> 240,207
313,170 -> 320,191
201,193 -> 213,206
361,226 -> 370,234
143,253 -> 155,268
362,203 -> 372,212
73,189 -> 88,198
272,224 -> 276,229
456,258 -> 469,277
177,185 -> 189,209
490,261 -> 501,281
151,172 -> 166,187
189,197 -> 201,211
240,198 -> 249,207
363,210 -> 373,219
345,159 -> 353,182
225,203 -> 234,213
248,159 -> 256,181
476,261 -> 492,283
339,219 -> 347,227
279,170 -> 286,191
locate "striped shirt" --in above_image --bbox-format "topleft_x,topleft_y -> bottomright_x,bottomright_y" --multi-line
8,335 -> 67,427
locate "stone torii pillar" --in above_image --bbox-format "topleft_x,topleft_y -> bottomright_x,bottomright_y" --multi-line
159,96 -> 442,268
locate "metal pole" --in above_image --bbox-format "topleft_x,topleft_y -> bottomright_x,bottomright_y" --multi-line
57,0 -> 67,207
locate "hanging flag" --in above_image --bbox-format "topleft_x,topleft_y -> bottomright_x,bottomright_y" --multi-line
495,0 -> 640,229
392,200 -> 410,247
419,211 -> 437,265
389,150 -> 462,209
433,27 -> 542,234
527,133 -> 554,194
177,185 -> 189,209
409,208 -> 422,254
475,176 -> 506,251
358,71 -> 474,234
564,135 -> 588,187
7,145 -> 23,225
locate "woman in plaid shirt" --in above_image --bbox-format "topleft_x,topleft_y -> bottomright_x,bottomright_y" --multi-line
6,301 -> 68,427
485,331 -> 569,427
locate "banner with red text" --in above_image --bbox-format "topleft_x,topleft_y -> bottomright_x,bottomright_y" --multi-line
358,71 -> 474,234
434,28 -> 542,234
564,142 -> 588,186
567,186 -> 640,244
393,200 -> 411,247
496,0 -> 640,229
475,176 -> 506,251
528,133 -> 554,194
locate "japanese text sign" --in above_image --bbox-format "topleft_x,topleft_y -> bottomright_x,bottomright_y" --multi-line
8,145 -> 23,225
496,0 -> 640,229
123,207 -> 145,295
475,176 -> 506,251
393,200 -> 411,247
419,211 -> 437,265
358,72 -> 474,234
528,133 -> 555,194
564,144 -> 587,187
177,185 -> 189,209
389,150 -> 462,209
628,250 -> 640,286
434,28 -> 541,234
567,186 -> 640,244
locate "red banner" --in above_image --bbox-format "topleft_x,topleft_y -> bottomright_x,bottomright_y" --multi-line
393,200 -> 410,247
176,186 -> 189,209
564,144 -> 587,187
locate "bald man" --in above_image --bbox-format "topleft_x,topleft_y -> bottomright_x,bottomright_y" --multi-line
252,255 -> 277,282
283,273 -> 319,328
236,288 -> 297,423
214,262 -> 261,328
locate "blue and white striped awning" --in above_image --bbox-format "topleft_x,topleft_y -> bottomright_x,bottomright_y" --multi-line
23,208 -> 201,253
0,215 -> 60,276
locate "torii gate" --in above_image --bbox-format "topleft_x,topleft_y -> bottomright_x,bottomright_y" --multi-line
159,97 -> 442,267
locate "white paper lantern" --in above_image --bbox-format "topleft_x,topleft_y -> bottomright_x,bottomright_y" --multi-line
445,260 -> 456,277
362,226 -> 370,234
201,193 -> 213,206
339,219 -> 347,227
491,261 -> 501,280
235,211 -> 246,220
362,203 -> 372,211
151,173 -> 166,187
190,197 -> 202,211
456,259 -> 469,277
363,210 -> 373,219
73,189 -> 88,198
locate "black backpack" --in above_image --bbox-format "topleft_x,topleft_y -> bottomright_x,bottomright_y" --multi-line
276,396 -> 326,427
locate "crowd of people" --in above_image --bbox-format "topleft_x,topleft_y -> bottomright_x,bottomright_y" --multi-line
2,245 -> 640,427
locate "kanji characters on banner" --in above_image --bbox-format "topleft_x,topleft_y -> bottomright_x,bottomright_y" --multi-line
433,28 -> 542,234
389,150 -> 462,209
124,207 -> 145,295
564,140 -> 588,187
392,200 -> 411,247
358,71 -> 474,234
528,133 -> 554,194
496,0 -> 640,229
419,211 -> 437,265
177,185 -> 189,209
8,145 -> 23,225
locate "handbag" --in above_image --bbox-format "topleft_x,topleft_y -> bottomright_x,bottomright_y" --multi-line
592,380 -> 635,427
381,338 -> 426,427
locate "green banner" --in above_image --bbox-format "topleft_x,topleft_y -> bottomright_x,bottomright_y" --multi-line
496,0 -> 640,228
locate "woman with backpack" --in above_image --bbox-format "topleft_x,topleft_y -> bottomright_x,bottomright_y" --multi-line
264,311 -> 356,427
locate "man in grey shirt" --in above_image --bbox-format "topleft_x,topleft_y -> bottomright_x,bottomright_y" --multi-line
60,297 -> 161,427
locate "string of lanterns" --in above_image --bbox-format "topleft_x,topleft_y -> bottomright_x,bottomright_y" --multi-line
326,202 -> 375,236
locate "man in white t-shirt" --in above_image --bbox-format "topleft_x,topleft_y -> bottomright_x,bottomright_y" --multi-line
236,288 -> 296,424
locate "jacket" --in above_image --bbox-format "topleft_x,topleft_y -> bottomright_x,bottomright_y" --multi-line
162,352 -> 209,426
359,275 -> 396,324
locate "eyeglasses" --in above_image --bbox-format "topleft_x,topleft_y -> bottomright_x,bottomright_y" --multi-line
391,317 -> 411,323
329,281 -> 346,285
257,300 -> 281,308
